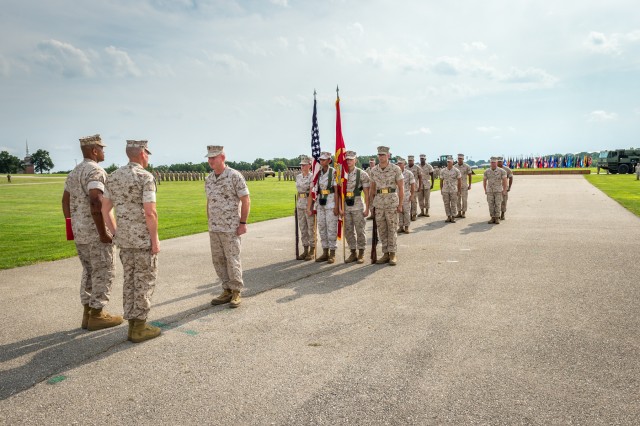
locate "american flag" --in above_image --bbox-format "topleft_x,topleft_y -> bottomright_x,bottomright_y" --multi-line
310,91 -> 321,206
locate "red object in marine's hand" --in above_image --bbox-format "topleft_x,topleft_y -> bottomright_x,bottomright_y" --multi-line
65,218 -> 74,240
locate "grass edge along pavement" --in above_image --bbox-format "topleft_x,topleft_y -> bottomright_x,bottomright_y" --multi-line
0,179 -> 296,270
583,173 -> 640,217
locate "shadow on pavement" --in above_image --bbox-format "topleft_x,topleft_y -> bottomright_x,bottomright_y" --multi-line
459,221 -> 493,235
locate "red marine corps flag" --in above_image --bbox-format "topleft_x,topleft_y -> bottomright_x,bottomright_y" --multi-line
334,86 -> 348,240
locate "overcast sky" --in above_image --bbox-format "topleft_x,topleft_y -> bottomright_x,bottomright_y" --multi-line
1,0 -> 639,170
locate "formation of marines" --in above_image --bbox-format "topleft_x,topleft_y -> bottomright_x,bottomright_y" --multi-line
63,136 -> 514,343
64,136 -> 250,343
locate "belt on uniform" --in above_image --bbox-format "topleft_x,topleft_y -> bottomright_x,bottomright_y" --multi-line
320,190 -> 331,195
345,192 -> 355,197
376,188 -> 396,194
298,193 -> 308,198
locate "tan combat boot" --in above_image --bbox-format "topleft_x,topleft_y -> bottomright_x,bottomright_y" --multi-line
211,288 -> 233,306
461,211 -> 466,218
425,209 -> 430,217
388,252 -> 397,266
229,290 -> 242,308
445,217 -> 451,223
411,214 -> 417,221
304,247 -> 315,261
488,217 -> 495,224
376,253 -> 390,264
297,246 -> 309,260
397,226 -> 404,233
81,304 -> 90,330
494,217 -> 500,224
500,212 -> 505,220
451,216 -> 456,223
327,249 -> 336,264
404,226 -> 411,234
87,308 -> 124,331
418,208 -> 426,217
129,319 -> 161,343
356,249 -> 365,264
128,319 -> 134,340
455,212 -> 463,218
345,249 -> 357,263
316,248 -> 329,262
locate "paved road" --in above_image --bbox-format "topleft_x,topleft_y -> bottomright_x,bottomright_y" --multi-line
1,175 -> 639,425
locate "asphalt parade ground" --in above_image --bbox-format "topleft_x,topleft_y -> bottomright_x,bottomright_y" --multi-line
1,175 -> 639,425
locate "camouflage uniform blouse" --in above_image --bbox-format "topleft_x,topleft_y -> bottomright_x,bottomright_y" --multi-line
484,167 -> 507,193
295,172 -> 313,209
454,162 -> 473,184
500,165 -> 514,180
418,163 -> 434,186
406,164 -> 422,187
401,169 -> 416,202
344,167 -> 371,212
104,162 -> 157,249
317,167 -> 337,209
370,163 -> 403,209
440,167 -> 461,193
205,166 -> 250,233
64,159 -> 107,244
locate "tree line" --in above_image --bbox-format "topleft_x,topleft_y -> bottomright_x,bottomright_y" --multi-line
0,150 -> 54,174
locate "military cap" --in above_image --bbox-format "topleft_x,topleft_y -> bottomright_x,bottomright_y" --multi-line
299,155 -> 311,165
205,145 -> 224,158
446,155 -> 454,162
457,153 -> 464,158
497,156 -> 504,161
377,146 -> 390,155
396,157 -> 406,164
490,156 -> 498,162
319,151 -> 332,160
419,154 -> 426,159
407,155 -> 415,161
127,139 -> 152,155
345,150 -> 357,160
79,134 -> 106,147
369,158 -> 376,162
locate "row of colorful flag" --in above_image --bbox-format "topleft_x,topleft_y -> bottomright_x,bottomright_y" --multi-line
502,155 -> 593,169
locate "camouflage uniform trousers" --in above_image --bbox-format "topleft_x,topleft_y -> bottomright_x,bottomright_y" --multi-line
209,231 -> 244,292
317,205 -> 338,250
398,199 -> 411,228
501,192 -> 509,213
344,210 -> 366,250
76,241 -> 116,309
375,207 -> 399,254
296,207 -> 315,248
119,248 -> 157,320
487,193 -> 503,217
417,187 -> 431,210
410,192 -> 418,216
456,187 -> 469,213
442,191 -> 458,217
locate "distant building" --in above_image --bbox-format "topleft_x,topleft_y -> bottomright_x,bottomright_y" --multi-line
22,141 -> 34,174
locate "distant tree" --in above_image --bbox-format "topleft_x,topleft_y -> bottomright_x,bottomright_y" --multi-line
272,160 -> 287,172
104,163 -> 119,174
252,158 -> 266,169
31,149 -> 54,174
0,151 -> 22,173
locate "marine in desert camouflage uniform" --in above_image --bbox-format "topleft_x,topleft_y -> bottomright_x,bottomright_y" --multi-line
205,145 -> 251,309
439,156 -> 462,223
483,157 -> 508,224
497,157 -> 513,220
406,155 -> 422,221
368,146 -> 404,266
102,139 -> 161,343
342,150 -> 370,264
454,153 -> 473,218
295,155 -> 315,261
314,151 -> 339,264
396,158 -> 415,234
62,134 -> 122,331
417,154 -> 434,217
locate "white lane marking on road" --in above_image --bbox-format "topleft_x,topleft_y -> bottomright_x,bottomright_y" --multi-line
446,260 -> 459,263
460,248 -> 471,251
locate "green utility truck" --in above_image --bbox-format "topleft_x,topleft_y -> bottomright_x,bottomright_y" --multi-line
597,149 -> 640,174
431,155 -> 452,168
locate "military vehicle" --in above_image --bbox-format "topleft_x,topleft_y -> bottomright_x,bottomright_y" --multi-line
430,155 -> 451,168
596,149 -> 640,174
257,165 -> 276,177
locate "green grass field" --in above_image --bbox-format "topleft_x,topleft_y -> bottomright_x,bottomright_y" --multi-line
584,172 -> 640,216
0,177 -> 297,269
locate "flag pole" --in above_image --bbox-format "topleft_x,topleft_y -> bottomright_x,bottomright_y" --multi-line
337,85 -> 346,262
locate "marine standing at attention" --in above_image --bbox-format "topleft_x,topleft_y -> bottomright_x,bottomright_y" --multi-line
483,157 -> 508,224
417,154 -> 434,217
342,150 -> 370,264
295,155 -> 315,261
396,157 -> 415,234
439,156 -> 462,223
406,155 -> 422,221
454,153 -> 473,219
314,151 -> 339,264
497,156 -> 513,220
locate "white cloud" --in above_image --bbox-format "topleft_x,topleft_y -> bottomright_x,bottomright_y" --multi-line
584,31 -> 620,55
234,40 -> 268,56
348,22 -> 364,37
206,52 -> 251,74
477,126 -> 500,133
35,39 -> 94,78
103,46 -> 141,77
431,56 -> 462,75
499,67 -> 558,86
463,41 -> 487,51
587,110 -> 618,122
277,36 -> 289,49
270,0 -> 288,7
406,127 -> 432,136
